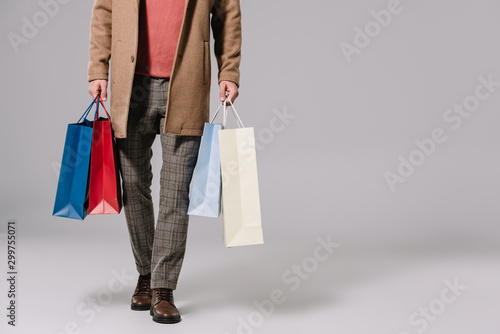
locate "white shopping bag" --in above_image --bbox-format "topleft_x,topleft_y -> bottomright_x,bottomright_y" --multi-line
219,99 -> 264,247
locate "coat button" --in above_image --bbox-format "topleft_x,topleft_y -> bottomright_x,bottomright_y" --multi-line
131,56 -> 135,63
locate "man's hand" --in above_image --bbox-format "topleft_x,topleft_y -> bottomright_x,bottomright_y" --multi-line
219,80 -> 239,105
88,80 -> 108,101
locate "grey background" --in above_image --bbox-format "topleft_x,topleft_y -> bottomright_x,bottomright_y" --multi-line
1,0 -> 499,333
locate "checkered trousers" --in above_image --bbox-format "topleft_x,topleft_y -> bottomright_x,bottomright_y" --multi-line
115,74 -> 201,290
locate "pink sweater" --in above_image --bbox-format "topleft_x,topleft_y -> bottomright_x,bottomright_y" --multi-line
135,0 -> 185,78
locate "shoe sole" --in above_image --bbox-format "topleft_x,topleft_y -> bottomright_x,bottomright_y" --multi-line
131,304 -> 151,311
150,308 -> 181,324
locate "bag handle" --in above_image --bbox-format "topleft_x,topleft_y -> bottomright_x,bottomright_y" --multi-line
210,100 -> 224,124
224,97 -> 244,128
94,94 -> 110,120
210,97 -> 244,128
77,95 -> 110,123
78,95 -> 99,123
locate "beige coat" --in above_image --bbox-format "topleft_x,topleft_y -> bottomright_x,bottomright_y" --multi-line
88,0 -> 242,138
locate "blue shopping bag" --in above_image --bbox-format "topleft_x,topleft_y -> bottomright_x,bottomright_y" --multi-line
53,96 -> 99,220
188,102 -> 225,218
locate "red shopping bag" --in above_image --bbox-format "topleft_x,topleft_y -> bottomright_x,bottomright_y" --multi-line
88,96 -> 122,215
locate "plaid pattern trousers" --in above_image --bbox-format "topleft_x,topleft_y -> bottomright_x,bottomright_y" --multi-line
115,74 -> 201,290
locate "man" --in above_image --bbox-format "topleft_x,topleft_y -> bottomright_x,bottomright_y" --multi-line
87,0 -> 241,324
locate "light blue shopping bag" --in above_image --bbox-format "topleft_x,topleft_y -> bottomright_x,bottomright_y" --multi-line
188,102 -> 225,217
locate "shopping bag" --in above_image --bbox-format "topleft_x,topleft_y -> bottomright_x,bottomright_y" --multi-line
219,99 -> 264,247
187,110 -> 223,217
53,96 -> 98,220
88,96 -> 122,215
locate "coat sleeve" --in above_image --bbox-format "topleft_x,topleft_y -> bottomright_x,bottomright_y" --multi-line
88,0 -> 112,82
211,0 -> 242,88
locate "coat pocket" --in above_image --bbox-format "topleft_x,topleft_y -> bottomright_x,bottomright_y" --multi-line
203,41 -> 210,85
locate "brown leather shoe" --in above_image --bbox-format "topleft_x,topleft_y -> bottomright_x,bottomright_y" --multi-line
131,274 -> 152,311
150,288 -> 181,324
